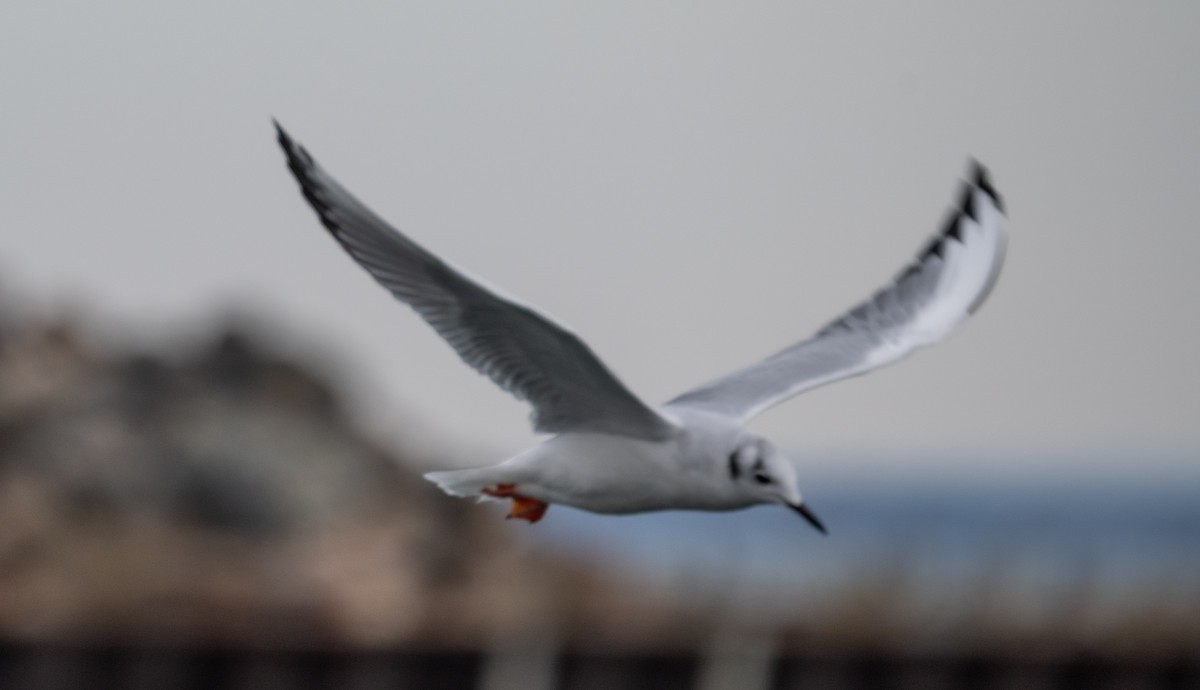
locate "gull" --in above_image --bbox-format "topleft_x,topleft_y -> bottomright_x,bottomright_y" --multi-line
274,121 -> 1006,533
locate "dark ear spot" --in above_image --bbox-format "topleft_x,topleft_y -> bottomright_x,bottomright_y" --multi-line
727,453 -> 740,480
751,457 -> 771,484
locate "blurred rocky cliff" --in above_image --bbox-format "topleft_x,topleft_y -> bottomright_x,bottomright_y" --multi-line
0,310 -> 700,650
1,302 -> 1196,680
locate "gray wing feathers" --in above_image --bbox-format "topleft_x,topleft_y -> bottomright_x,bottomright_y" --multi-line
275,122 -> 677,441
668,162 -> 1007,422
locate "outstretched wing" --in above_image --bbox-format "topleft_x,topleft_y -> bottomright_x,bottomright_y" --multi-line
275,122 -> 678,441
668,162 -> 1007,423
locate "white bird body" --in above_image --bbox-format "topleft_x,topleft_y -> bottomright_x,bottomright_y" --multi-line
274,120 -> 1008,532
428,407 -> 796,515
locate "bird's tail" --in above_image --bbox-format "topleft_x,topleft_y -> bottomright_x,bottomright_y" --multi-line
424,467 -> 506,502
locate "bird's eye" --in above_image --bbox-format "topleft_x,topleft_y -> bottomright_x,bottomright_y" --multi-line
754,472 -> 772,485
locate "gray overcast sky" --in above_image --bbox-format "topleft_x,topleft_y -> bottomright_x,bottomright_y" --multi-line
2,2 -> 1198,477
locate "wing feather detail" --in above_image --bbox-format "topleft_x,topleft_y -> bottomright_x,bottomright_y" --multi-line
667,162 -> 1007,422
275,122 -> 678,441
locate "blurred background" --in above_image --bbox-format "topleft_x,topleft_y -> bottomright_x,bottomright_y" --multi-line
1,2 -> 1198,688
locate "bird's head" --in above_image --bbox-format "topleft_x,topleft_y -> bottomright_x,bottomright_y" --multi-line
726,436 -> 826,535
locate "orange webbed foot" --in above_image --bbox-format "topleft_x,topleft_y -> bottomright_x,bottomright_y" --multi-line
507,495 -> 548,523
481,483 -> 548,524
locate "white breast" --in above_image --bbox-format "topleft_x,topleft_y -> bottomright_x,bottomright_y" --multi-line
506,412 -> 751,514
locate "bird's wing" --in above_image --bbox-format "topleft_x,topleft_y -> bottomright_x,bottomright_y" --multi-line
667,162 -> 1007,423
275,122 -> 678,441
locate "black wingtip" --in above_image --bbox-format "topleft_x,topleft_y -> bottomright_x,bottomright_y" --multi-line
953,179 -> 973,212
274,118 -> 299,158
271,121 -> 340,233
966,157 -> 985,183
918,233 -> 945,261
957,178 -> 979,222
967,158 -> 1004,214
272,120 -> 316,179
900,159 -> 1003,283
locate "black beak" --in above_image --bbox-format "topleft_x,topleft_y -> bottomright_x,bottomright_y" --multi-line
789,503 -> 828,535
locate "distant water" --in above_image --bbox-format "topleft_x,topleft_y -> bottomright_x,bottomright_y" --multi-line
523,473 -> 1200,620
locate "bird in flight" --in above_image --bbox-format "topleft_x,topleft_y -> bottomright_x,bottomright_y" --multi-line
274,121 -> 1006,533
